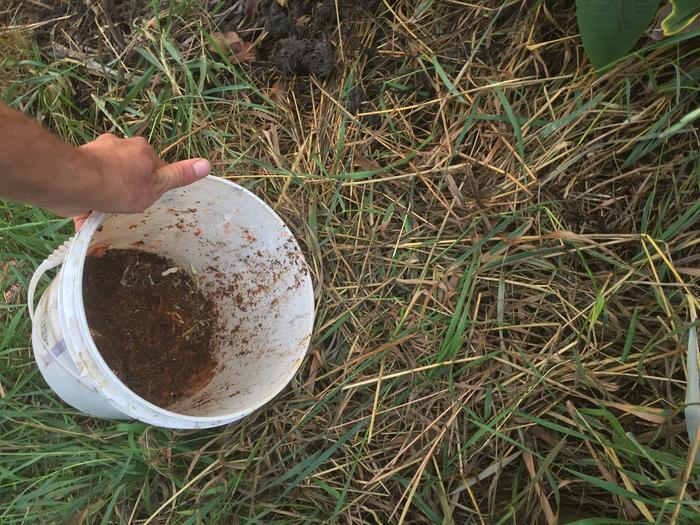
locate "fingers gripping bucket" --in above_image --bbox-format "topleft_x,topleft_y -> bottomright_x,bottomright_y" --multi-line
29,177 -> 315,429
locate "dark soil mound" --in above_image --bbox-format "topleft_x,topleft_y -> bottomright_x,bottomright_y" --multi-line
275,36 -> 335,77
221,0 -> 381,77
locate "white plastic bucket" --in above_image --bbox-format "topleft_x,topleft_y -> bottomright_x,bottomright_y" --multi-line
28,176 -> 314,429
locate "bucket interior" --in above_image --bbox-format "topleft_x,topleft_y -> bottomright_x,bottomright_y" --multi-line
82,180 -> 314,418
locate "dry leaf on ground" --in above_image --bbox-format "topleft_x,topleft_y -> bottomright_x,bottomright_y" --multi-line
208,31 -> 257,63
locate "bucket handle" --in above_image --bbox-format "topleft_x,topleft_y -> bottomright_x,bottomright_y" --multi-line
28,238 -> 73,324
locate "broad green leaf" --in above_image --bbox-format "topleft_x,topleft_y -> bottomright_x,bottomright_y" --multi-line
662,0 -> 700,35
576,0 -> 661,69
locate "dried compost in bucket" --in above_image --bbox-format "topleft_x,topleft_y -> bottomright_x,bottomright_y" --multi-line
82,249 -> 218,408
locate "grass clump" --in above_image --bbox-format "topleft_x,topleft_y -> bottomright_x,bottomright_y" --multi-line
1,0 -> 699,523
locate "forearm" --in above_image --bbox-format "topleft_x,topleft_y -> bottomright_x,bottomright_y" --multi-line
1,104 -> 210,217
0,104 -> 103,216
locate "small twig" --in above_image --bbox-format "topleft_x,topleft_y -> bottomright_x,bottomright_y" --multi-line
670,424 -> 700,524
159,123 -> 211,157
51,43 -> 148,85
464,164 -> 494,230
102,0 -> 126,49
1,14 -> 72,33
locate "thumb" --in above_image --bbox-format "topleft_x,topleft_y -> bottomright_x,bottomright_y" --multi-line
153,158 -> 211,194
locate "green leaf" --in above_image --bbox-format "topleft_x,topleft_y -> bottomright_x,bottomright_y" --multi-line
576,0 -> 662,70
662,0 -> 700,35
621,306 -> 639,362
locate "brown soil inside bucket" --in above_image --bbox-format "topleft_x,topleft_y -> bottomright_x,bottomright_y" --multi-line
82,249 -> 219,408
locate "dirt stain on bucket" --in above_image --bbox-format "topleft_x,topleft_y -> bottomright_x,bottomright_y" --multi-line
82,249 -> 218,408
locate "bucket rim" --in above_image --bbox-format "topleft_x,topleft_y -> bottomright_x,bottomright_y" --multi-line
58,176 -> 315,426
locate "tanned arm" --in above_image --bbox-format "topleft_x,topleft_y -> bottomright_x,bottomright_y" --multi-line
0,103 -> 211,217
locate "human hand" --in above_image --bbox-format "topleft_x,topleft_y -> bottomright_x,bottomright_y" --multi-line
74,133 -> 211,218
0,104 -> 212,221
74,213 -> 89,231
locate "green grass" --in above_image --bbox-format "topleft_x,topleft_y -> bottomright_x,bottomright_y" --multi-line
1,0 -> 700,523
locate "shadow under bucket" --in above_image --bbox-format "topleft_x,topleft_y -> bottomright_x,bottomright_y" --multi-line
29,177 -> 315,429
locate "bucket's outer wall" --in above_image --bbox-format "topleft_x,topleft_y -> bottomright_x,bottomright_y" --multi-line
30,177 -> 315,429
32,277 -> 126,418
